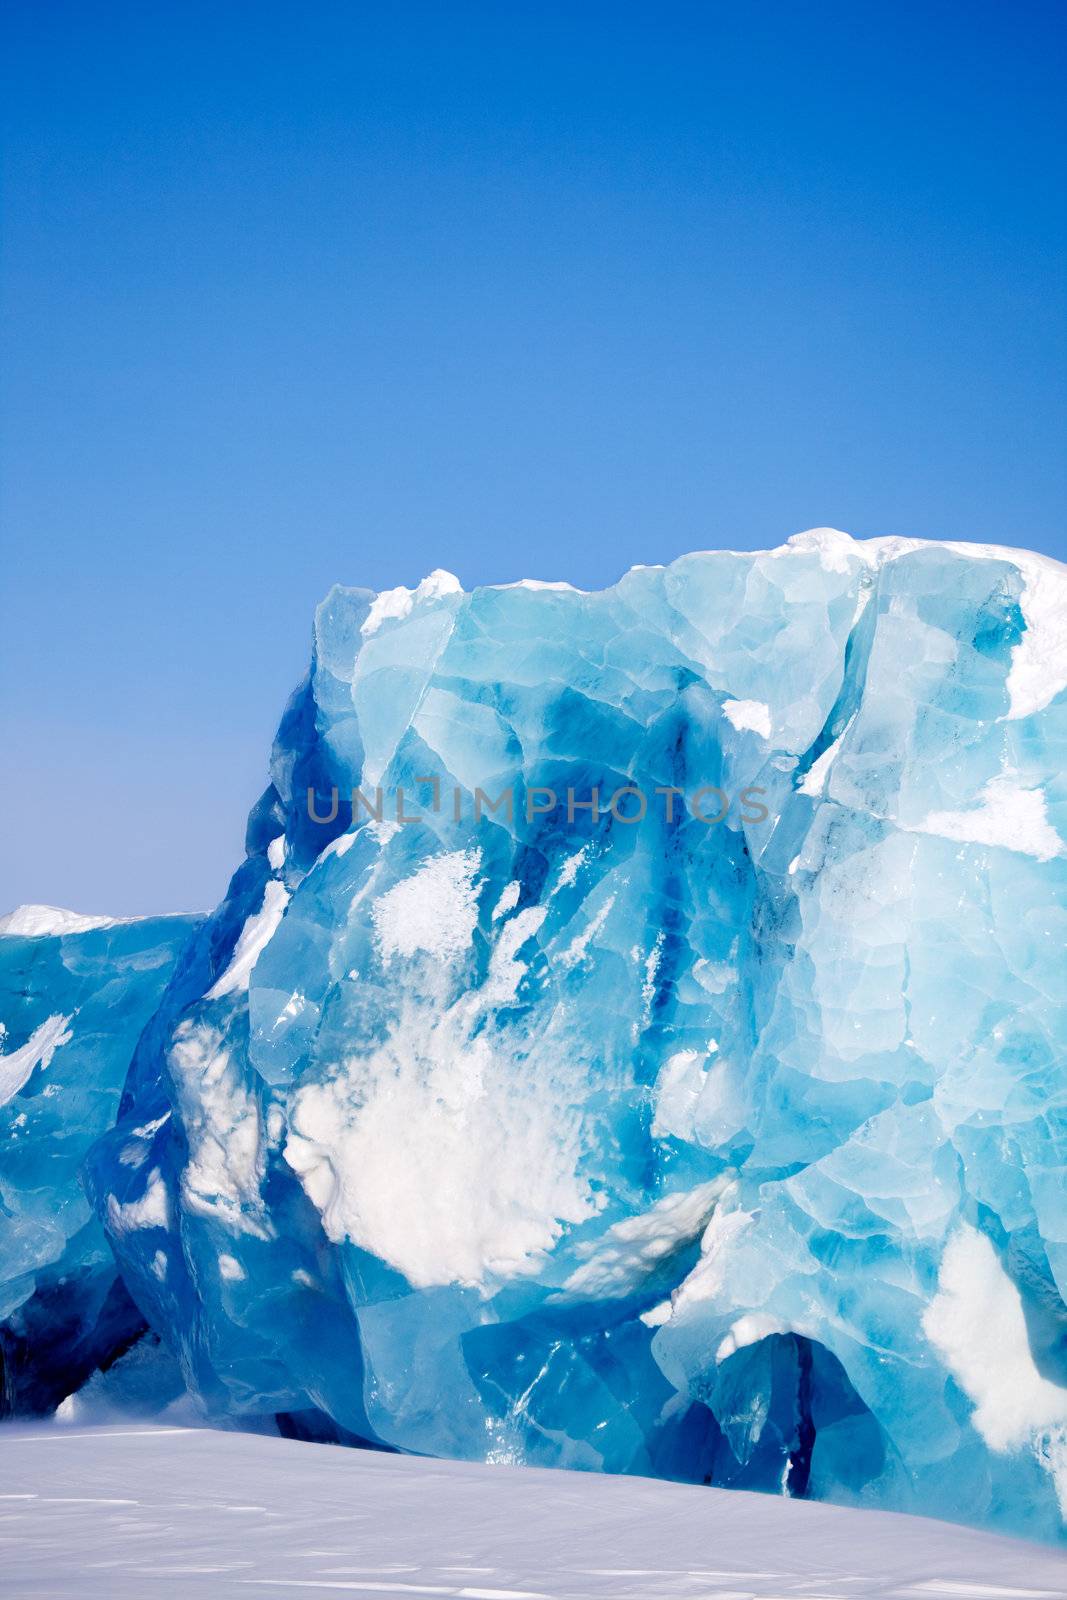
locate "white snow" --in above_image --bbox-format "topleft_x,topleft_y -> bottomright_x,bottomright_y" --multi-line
494,578 -> 583,592
284,987 -> 593,1291
266,835 -> 286,871
554,846 -> 588,891
798,715 -> 856,797
0,1012 -> 73,1104
671,1187 -> 753,1313
132,1112 -> 170,1139
491,880 -> 521,921
107,1169 -> 171,1234
481,907 -> 548,1005
0,905 -> 199,937
716,1312 -> 788,1363
285,888 -> 591,1290
557,894 -> 615,970
206,880 -> 291,999
361,569 -> 462,636
0,1423 -> 1062,1599
371,849 -> 482,965
786,526 -> 864,573
641,930 -> 665,1014
924,1225 -> 1067,1512
0,905 -> 122,937
169,1021 -> 269,1238
557,1177 -> 732,1300
315,828 -> 359,862
909,774 -> 1063,863
722,698 -> 772,738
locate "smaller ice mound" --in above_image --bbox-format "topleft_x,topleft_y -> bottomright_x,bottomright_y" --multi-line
0,908 -> 202,1415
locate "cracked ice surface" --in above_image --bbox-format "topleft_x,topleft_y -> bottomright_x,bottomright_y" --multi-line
41,527 -> 1067,1543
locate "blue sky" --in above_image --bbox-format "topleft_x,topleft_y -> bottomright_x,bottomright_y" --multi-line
2,1 -> 1065,915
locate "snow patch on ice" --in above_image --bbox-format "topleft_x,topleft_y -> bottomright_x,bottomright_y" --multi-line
671,1187 -> 751,1313
107,1169 -> 171,1234
0,1013 -> 73,1104
786,527 -> 861,573
285,1032 -> 595,1290
909,774 -> 1063,862
555,847 -> 588,891
207,880 -> 290,999
361,570 -> 462,636
372,849 -> 482,965
494,578 -> 582,592
558,894 -> 615,970
170,1022 -> 269,1238
316,830 -> 358,863
0,905 -> 198,937
717,1313 -> 788,1363
0,906 -> 123,937
284,905 -> 592,1290
798,716 -> 856,797
722,699 -> 772,738
558,1177 -> 732,1300
924,1225 -> 1067,1510
491,880 -> 521,921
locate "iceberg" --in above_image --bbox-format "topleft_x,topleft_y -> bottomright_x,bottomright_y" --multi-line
8,528 -> 1067,1543
0,909 -> 201,1414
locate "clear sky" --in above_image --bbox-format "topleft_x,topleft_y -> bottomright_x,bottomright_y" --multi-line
2,1 -> 1065,916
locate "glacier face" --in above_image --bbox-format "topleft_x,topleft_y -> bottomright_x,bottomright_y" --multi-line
0,909 -> 202,1414
11,527 -> 1067,1541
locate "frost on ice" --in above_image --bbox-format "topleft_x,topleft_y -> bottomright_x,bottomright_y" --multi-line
4,528 -> 1067,1546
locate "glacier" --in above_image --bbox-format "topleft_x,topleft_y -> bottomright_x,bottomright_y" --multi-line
4,528 -> 1067,1545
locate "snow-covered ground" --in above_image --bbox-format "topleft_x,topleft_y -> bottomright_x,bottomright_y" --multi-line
0,1424 -> 1062,1599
